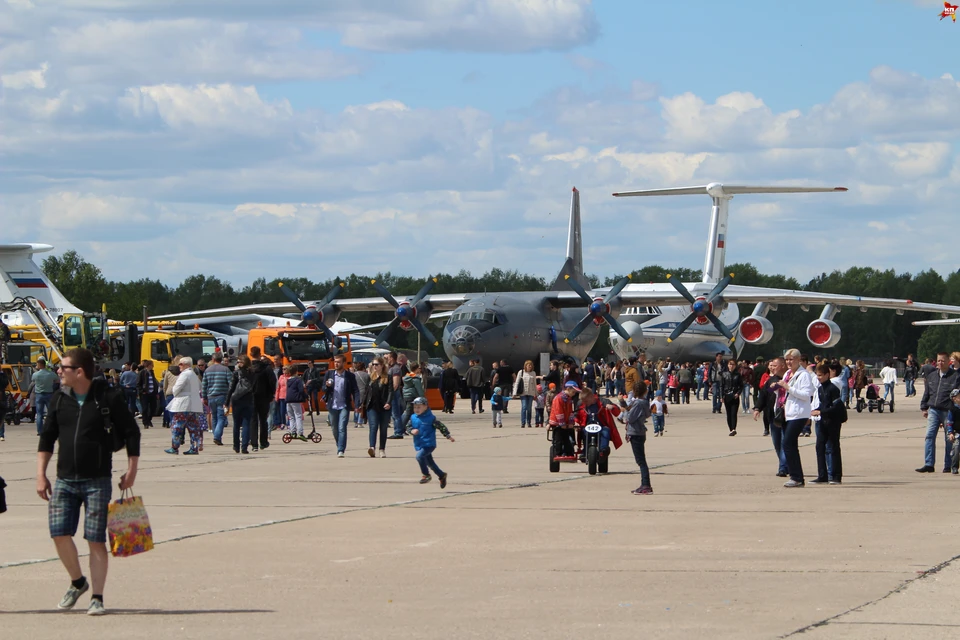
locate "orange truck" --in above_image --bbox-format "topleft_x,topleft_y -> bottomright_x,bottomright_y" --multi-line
244,324 -> 351,373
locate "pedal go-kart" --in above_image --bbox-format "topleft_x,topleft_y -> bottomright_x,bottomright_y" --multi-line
856,384 -> 893,414
547,422 -> 607,475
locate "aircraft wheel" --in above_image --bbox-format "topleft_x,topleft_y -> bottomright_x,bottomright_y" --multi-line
282,433 -> 292,444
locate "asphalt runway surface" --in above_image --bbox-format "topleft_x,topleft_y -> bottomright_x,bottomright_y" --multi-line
1,388 -> 958,639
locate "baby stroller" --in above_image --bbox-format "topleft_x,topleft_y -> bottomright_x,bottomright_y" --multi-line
856,383 -> 890,413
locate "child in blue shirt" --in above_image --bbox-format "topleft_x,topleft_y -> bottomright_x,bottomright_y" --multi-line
534,384 -> 546,428
406,397 -> 455,487
490,386 -> 504,428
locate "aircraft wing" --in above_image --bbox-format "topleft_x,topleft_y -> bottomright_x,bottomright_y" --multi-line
591,283 -> 960,316
151,294 -> 474,321
339,311 -> 454,333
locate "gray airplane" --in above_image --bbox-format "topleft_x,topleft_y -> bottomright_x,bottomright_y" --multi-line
152,185 -> 960,374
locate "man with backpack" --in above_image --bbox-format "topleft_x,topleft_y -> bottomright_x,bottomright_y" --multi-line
36,348 -> 141,616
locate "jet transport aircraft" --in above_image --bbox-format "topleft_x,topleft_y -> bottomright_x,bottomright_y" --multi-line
150,184 -> 960,374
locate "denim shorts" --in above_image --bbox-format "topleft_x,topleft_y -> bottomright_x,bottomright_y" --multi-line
48,477 -> 113,543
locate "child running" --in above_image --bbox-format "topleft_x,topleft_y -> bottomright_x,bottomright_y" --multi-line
285,366 -> 307,440
490,386 -> 504,428
406,397 -> 455,487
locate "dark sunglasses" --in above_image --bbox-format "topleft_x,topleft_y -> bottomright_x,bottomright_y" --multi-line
60,365 -> 80,371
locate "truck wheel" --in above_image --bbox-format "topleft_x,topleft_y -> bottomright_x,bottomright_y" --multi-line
587,445 -> 598,475
549,444 -> 560,473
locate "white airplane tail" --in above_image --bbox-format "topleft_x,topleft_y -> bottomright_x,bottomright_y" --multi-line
0,244 -> 82,325
613,183 -> 847,283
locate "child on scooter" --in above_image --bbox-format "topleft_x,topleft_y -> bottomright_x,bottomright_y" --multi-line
406,397 -> 455,487
285,366 -> 307,439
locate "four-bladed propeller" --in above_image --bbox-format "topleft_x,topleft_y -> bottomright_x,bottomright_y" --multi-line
665,273 -> 735,343
563,274 -> 634,344
277,280 -> 345,341
370,277 -> 440,347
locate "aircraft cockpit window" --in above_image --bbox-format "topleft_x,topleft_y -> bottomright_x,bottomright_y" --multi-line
451,310 -> 498,324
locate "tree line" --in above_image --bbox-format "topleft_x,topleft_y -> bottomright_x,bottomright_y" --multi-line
42,251 -> 960,362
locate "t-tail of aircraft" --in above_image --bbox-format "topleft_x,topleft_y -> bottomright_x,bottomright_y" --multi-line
551,187 -> 592,291
612,183 -> 847,283
0,244 -> 82,325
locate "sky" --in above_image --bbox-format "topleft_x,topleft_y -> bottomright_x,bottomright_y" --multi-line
2,0 -> 959,287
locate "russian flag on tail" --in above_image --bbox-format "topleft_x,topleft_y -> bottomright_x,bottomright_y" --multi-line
13,278 -> 47,289
716,234 -> 725,249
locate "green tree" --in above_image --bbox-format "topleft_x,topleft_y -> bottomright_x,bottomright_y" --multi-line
41,250 -> 109,312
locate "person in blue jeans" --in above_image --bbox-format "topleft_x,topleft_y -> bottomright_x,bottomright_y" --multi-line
32,358 -> 60,435
323,354 -> 359,458
406,397 -> 455,487
917,352 -> 960,473
227,355 -> 256,454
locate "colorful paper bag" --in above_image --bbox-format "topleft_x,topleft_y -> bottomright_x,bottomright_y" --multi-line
107,491 -> 155,557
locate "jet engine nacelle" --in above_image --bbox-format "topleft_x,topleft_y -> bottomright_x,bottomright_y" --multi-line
738,315 -> 774,345
609,320 -> 645,360
806,319 -> 841,349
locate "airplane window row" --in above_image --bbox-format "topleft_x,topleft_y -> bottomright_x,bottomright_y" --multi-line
450,310 -> 499,324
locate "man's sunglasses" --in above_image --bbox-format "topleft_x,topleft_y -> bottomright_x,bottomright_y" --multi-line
60,365 -> 80,371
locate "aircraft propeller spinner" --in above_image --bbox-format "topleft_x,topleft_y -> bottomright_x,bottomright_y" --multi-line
370,277 -> 440,348
563,274 -> 634,344
277,280 -> 345,341
665,273 -> 735,344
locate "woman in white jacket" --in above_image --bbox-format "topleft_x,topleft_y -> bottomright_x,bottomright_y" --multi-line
774,348 -> 815,487
165,356 -> 205,455
513,360 -> 539,429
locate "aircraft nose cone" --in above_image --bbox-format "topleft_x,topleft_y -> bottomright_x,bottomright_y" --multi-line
397,305 -> 408,318
303,308 -> 320,325
590,302 -> 603,315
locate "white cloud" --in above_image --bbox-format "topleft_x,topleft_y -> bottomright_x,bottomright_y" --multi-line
119,83 -> 292,130
1,62 -> 48,89
37,192 -> 154,231
868,221 -> 890,231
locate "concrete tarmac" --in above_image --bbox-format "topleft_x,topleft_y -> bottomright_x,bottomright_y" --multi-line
1,390 -> 958,639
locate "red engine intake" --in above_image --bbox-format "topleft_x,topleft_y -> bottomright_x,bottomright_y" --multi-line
739,315 -> 774,345
806,319 -> 841,348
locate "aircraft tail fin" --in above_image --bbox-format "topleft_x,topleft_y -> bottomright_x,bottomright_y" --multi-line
613,183 -> 847,283
551,188 -> 591,291
0,244 -> 83,325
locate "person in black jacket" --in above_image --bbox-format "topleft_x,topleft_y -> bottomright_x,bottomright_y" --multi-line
227,355 -> 256,454
323,354 -> 359,457
37,348 -> 141,616
248,347 -> 277,451
753,357 -> 787,476
364,358 -> 393,458
439,362 -> 460,414
720,359 -> 742,435
811,364 -> 844,484
136,359 -> 158,428
918,352 -> 960,473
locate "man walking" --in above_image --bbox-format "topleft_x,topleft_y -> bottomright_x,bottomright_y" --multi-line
32,357 -> 60,435
36,348 -> 140,616
708,352 -> 724,414
464,359 -> 487,414
248,347 -> 277,451
387,353 -> 407,438
917,352 -> 960,473
118,363 -> 138,415
324,354 -> 358,457
201,351 -> 231,446
136,360 -> 157,428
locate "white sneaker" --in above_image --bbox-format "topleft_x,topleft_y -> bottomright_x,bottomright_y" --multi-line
87,599 -> 106,616
379,449 -> 386,458
337,452 -> 344,458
